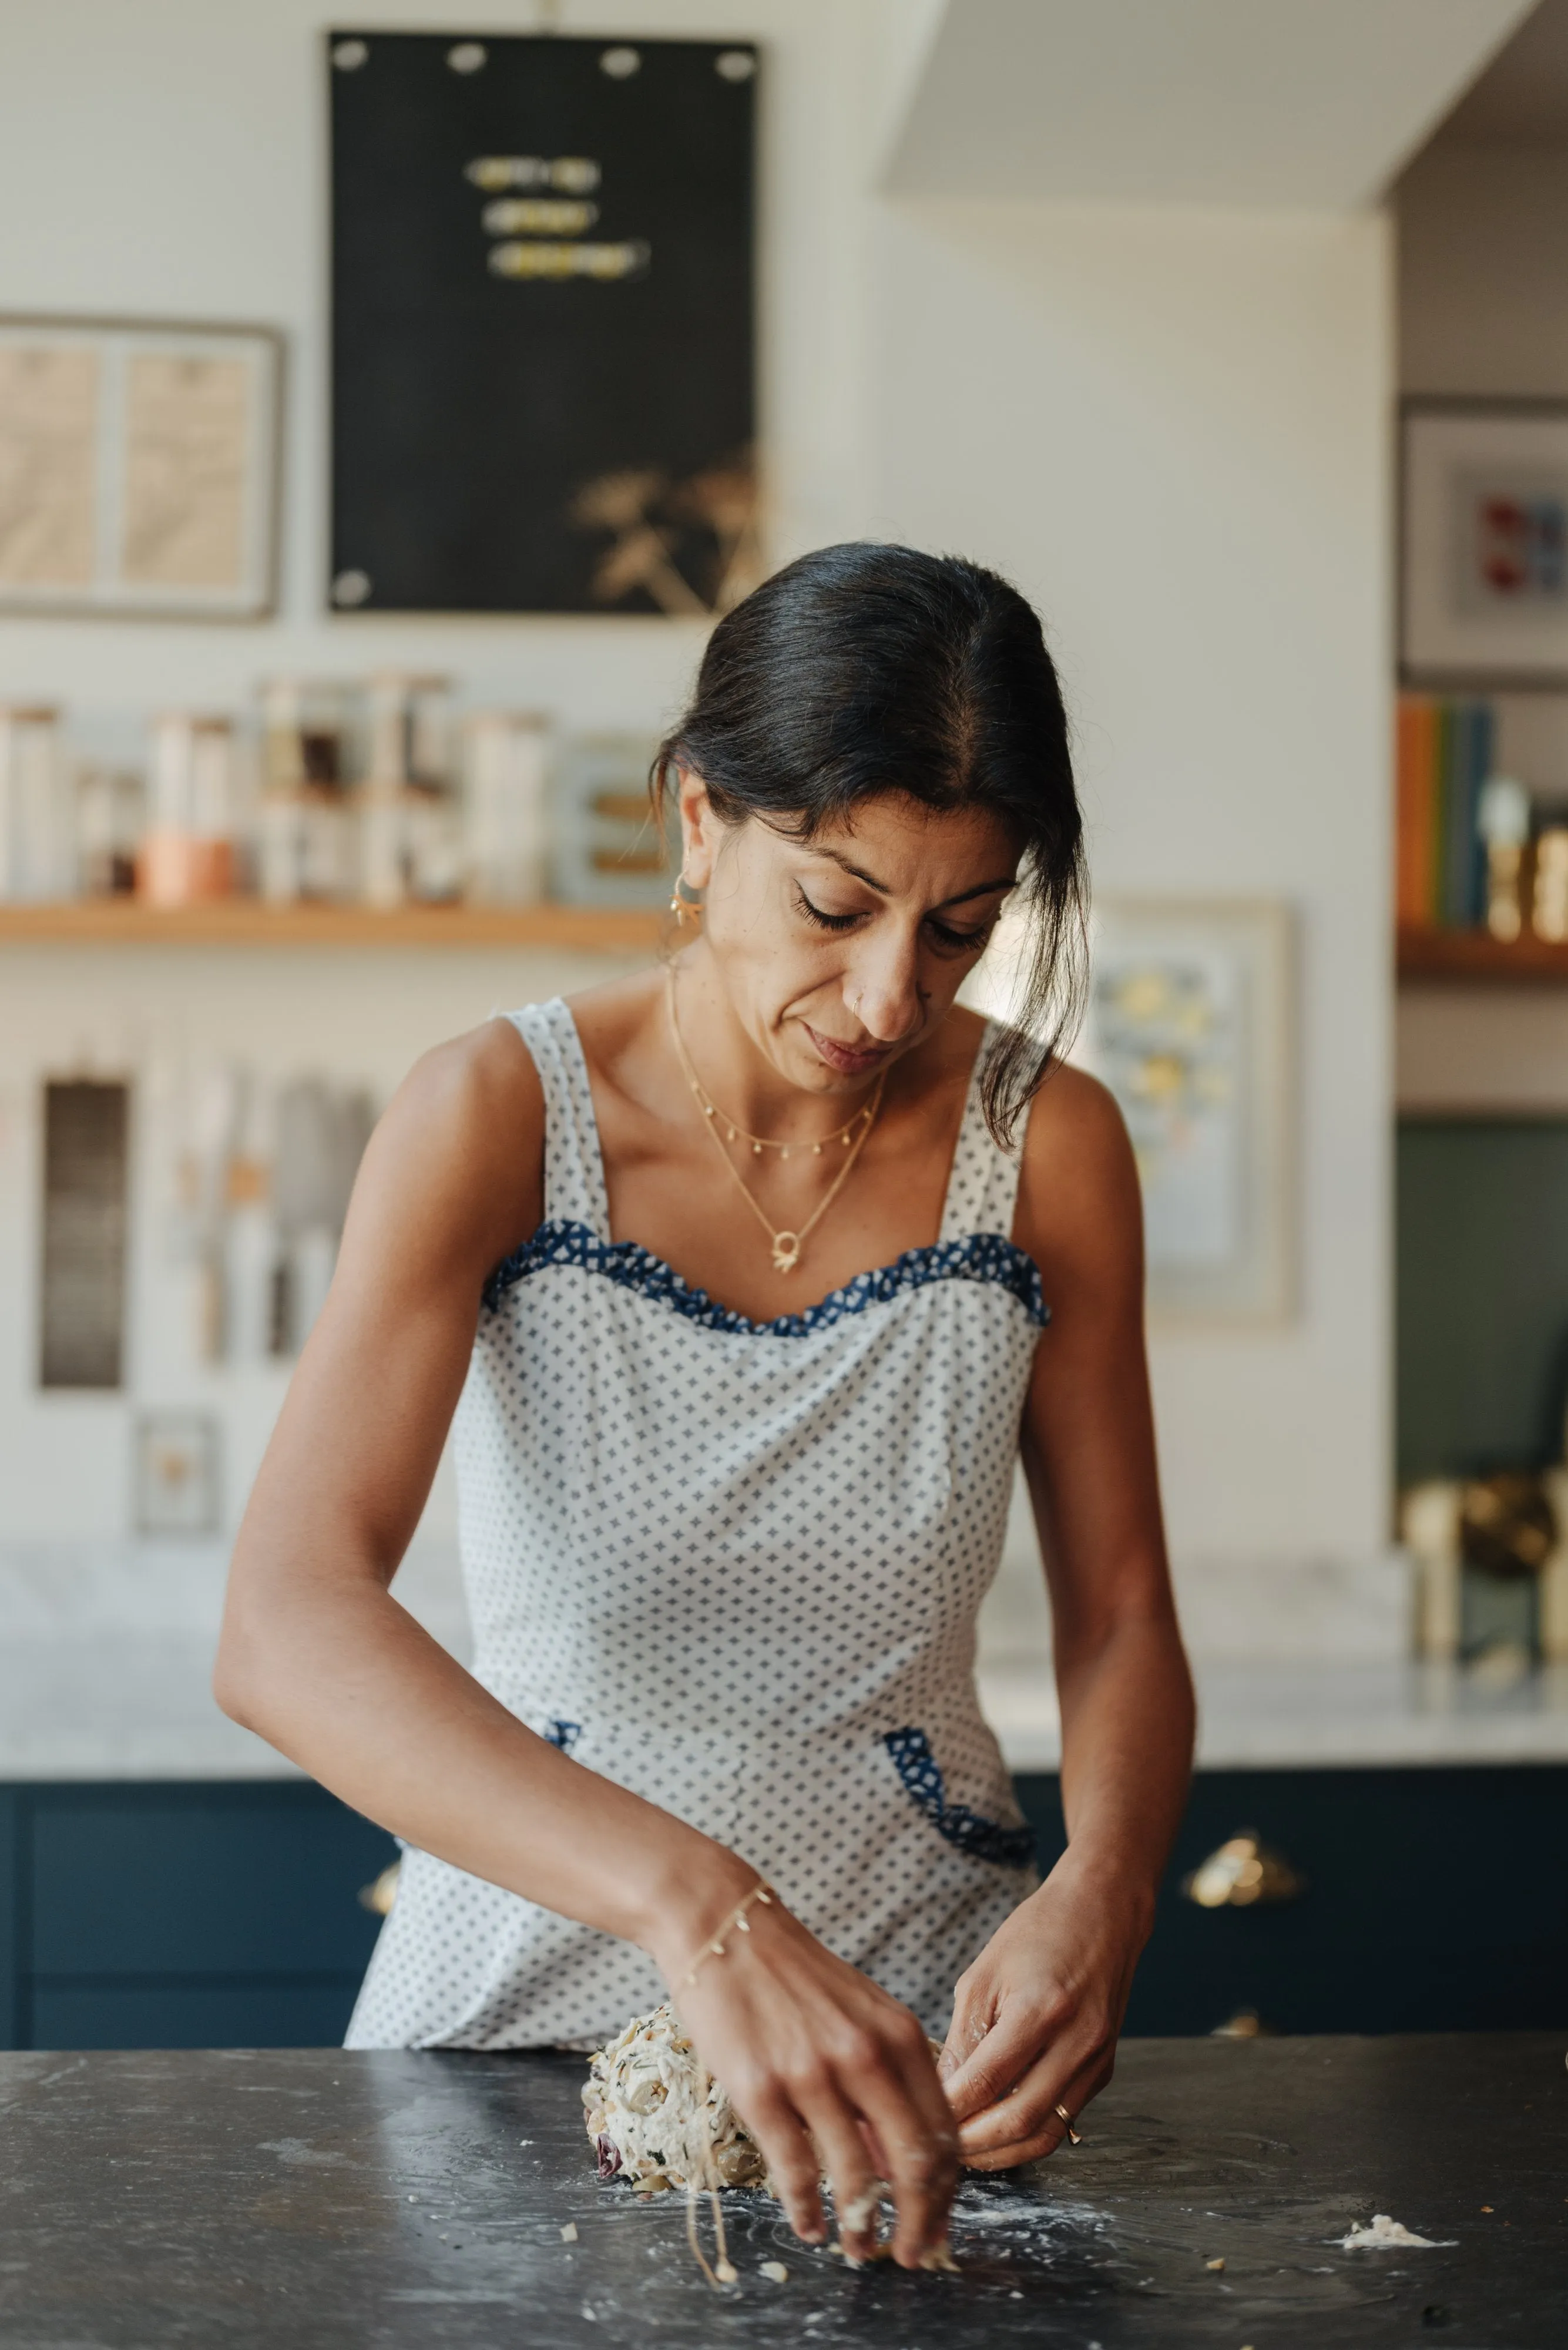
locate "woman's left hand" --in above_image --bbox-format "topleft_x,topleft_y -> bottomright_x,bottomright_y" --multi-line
936,1848 -> 1153,2169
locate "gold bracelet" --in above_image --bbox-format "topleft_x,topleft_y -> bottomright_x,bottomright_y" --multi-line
677,1881 -> 777,1990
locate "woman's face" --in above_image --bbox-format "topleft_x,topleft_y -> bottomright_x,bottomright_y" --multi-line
679,774 -> 1020,1096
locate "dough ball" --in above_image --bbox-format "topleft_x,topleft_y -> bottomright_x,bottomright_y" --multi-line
582,2005 -> 768,2191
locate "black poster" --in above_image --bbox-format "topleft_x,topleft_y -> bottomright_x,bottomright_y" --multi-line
328,30 -> 757,615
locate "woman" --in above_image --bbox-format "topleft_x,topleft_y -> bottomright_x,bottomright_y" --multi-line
216,542 -> 1193,2272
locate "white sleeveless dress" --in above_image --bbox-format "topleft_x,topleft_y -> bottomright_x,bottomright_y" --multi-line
345,997 -> 1048,2049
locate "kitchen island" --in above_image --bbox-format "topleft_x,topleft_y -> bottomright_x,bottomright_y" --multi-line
2,1545 -> 1565,2049
2,2034 -> 1563,2348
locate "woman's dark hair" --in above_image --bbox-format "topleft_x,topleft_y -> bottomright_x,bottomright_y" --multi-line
653,540 -> 1087,1147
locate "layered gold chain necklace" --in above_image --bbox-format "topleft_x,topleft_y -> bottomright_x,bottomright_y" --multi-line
666,966 -> 886,1274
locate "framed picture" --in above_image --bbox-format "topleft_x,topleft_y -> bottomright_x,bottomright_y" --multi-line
1400,396 -> 1568,687
0,315 -> 281,619
1084,899 -> 1296,1325
133,1411 -> 221,1537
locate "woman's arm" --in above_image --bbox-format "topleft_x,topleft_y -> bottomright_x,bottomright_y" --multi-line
938,1065 -> 1195,2166
215,1018 -> 956,2264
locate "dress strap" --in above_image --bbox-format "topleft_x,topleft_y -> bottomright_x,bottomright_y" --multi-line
504,999 -> 612,1239
938,1018 -> 1025,1243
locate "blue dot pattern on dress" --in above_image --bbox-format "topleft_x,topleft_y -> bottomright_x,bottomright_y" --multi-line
344,996 -> 1049,2051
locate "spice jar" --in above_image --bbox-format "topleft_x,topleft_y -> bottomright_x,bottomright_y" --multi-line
0,705 -> 68,902
137,713 -> 236,904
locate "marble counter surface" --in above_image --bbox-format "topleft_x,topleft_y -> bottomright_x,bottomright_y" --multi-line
4,1630 -> 1568,1780
981,1656 -> 1568,1771
4,1537 -> 1567,1780
0,1540 -> 471,1783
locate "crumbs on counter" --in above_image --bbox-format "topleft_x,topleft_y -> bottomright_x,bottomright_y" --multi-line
1339,2214 -> 1453,2250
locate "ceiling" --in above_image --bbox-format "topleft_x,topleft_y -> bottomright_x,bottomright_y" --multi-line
882,0 -> 1539,207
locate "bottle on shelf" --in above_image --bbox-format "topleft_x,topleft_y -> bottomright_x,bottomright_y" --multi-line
1477,775 -> 1530,943
1533,820 -> 1568,944
360,672 -> 457,906
137,714 -> 236,904
0,705 -> 70,902
76,766 -> 145,897
462,709 -> 550,904
256,678 -> 355,904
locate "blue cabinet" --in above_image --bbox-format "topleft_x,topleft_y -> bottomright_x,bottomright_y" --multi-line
1019,1762 -> 1568,2036
2,1765 -> 1563,2049
0,1781 -> 397,2050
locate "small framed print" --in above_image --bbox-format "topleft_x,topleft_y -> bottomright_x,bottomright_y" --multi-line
1400,397 -> 1568,687
134,1411 -> 221,1537
1084,899 -> 1296,1326
0,315 -> 282,620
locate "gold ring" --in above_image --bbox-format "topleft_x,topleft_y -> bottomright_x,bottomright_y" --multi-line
1053,2102 -> 1083,2146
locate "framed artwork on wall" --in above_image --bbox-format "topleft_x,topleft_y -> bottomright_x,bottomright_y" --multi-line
1400,395 -> 1568,688
0,315 -> 282,620
1084,898 -> 1296,1326
133,1411 -> 221,1536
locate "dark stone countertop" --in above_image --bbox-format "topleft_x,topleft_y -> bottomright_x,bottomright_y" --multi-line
2,2033 -> 1564,2348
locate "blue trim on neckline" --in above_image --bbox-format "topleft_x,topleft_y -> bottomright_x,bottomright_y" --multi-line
482,1218 -> 1047,1338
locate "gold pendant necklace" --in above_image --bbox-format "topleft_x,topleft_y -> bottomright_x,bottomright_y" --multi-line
666,967 -> 885,1274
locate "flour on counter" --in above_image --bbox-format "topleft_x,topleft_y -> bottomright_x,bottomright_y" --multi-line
583,2005 -> 971,2284
1339,2213 -> 1453,2249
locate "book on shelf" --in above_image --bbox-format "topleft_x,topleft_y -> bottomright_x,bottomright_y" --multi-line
1396,692 -> 1496,930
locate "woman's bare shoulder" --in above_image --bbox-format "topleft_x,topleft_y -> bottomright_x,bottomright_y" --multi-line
1019,1055 -> 1128,1156
342,1016 -> 546,1283
1013,1058 -> 1142,1293
397,1015 -> 543,1149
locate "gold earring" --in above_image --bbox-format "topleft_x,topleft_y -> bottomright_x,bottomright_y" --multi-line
670,871 -> 704,926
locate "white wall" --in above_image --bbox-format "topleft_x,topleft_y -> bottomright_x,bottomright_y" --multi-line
0,3 -> 1397,1627
0,0 -> 875,760
0,0 -> 882,1544
864,199 -> 1394,1574
0,942 -> 644,1544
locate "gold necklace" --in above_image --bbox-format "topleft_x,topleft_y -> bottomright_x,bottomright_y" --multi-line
666,967 -> 886,1274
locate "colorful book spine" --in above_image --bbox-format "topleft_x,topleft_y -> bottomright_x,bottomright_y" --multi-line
1395,693 -> 1499,929
1439,701 -> 1462,924
1469,701 -> 1496,924
1396,695 -> 1437,926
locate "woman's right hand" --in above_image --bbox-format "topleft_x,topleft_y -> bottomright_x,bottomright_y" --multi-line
652,1876 -> 959,2270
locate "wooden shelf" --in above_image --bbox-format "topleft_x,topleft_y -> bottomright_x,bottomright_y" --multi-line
1397,924 -> 1568,983
24,904 -> 1568,977
0,900 -> 666,952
